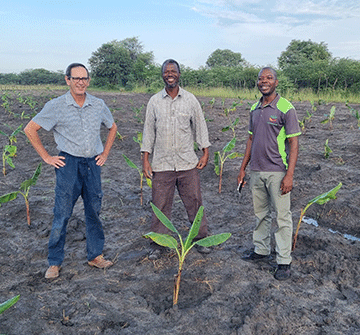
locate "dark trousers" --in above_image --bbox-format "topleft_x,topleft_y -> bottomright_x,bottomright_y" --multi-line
150,168 -> 208,239
48,152 -> 104,266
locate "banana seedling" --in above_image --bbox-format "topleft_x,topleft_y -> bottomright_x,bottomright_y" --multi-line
214,137 -> 243,193
122,154 -> 151,205
144,203 -> 231,306
0,124 -> 23,175
0,163 -> 42,225
292,182 -> 342,250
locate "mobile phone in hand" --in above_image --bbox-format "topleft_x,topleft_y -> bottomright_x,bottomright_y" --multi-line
237,181 -> 244,194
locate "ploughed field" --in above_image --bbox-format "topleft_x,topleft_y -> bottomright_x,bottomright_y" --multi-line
0,89 -> 359,335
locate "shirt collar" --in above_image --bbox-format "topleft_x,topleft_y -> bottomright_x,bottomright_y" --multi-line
65,91 -> 92,107
258,93 -> 280,109
161,86 -> 183,99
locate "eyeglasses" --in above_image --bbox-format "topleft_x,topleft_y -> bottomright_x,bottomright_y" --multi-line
69,77 -> 89,83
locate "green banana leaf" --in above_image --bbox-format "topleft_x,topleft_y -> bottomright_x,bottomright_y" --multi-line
184,206 -> 204,250
307,182 -> 342,206
223,137 -> 236,153
227,152 -> 242,159
0,191 -> 19,206
143,232 -> 178,249
150,202 -> 179,234
146,177 -> 152,188
195,233 -> 232,247
20,163 -> 42,192
122,154 -> 139,170
214,151 -> 220,175
0,295 -> 20,314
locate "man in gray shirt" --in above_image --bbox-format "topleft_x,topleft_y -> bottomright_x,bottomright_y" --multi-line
24,63 -> 117,279
142,59 -> 211,259
237,67 -> 301,280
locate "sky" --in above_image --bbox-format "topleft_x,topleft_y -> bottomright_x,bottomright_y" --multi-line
1,0 -> 360,74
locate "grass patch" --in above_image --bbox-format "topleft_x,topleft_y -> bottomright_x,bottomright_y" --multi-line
1,85 -> 360,104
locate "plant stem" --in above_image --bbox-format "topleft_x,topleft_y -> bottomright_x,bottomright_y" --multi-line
218,163 -> 224,193
173,266 -> 183,306
25,197 -> 30,226
292,207 -> 306,251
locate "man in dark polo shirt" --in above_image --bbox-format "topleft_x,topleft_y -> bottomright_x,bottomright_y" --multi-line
25,63 -> 117,279
237,67 -> 301,280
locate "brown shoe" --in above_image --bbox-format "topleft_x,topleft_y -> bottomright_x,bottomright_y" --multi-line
88,255 -> 113,269
45,265 -> 60,279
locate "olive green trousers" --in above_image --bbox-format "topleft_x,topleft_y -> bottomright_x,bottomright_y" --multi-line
250,171 -> 293,265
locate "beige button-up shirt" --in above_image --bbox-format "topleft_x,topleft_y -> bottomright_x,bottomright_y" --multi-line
141,87 -> 211,172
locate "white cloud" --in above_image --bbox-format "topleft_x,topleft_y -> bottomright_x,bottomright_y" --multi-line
274,0 -> 360,18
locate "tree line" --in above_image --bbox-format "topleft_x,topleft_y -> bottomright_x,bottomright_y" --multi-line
1,38 -> 360,95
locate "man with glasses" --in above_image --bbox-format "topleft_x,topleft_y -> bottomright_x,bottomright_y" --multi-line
24,63 -> 117,279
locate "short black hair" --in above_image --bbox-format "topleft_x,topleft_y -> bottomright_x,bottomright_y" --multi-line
65,63 -> 89,78
258,67 -> 277,80
161,59 -> 181,74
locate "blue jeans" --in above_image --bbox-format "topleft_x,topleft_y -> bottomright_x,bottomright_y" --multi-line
48,152 -> 104,266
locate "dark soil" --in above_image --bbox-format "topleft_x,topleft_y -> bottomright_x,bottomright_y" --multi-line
0,89 -> 359,335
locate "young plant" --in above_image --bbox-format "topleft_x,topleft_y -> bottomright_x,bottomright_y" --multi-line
321,106 -> 336,129
345,102 -> 360,129
292,182 -> 342,250
1,92 -> 14,117
0,295 -> 20,314
324,139 -> 332,159
143,203 -> 231,306
0,124 -> 23,175
129,99 -> 144,124
221,100 -> 242,138
310,100 -> 317,113
0,162 -> 42,225
116,131 -> 125,141
299,110 -> 313,133
17,93 -> 38,119
214,137 -> 243,193
122,154 -> 151,206
133,131 -> 143,148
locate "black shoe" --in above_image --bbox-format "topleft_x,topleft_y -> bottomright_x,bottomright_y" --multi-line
274,264 -> 291,281
242,251 -> 269,262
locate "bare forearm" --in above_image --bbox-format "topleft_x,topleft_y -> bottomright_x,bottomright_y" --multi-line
286,136 -> 299,177
24,120 -> 65,168
24,121 -> 51,161
103,123 -> 117,157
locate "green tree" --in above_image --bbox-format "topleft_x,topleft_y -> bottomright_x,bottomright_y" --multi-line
278,40 -> 332,91
18,69 -> 65,85
278,39 -> 332,70
206,49 -> 245,68
0,73 -> 20,85
89,37 -> 154,88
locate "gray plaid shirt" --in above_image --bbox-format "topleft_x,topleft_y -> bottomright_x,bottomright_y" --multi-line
141,87 -> 211,172
33,91 -> 114,157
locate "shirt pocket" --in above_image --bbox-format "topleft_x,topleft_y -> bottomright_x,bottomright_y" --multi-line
176,112 -> 191,132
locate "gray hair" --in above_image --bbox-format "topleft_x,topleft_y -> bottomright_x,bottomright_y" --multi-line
65,63 -> 89,78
